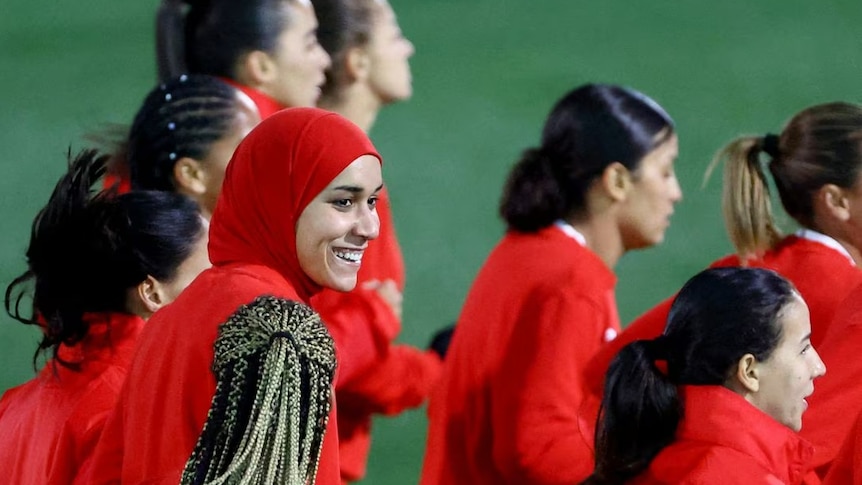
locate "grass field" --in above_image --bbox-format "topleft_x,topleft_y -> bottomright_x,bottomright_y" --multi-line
1,0 -> 861,482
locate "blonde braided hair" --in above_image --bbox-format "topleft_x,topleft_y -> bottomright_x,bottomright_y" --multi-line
181,295 -> 337,485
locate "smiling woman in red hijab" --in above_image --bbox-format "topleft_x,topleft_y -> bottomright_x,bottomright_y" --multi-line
87,107 -> 383,485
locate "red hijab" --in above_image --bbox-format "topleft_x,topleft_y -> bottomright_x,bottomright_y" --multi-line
208,107 -> 381,302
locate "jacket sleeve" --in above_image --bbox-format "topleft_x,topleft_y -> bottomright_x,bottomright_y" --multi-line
489,289 -> 604,484
315,287 -> 442,415
582,295 -> 675,396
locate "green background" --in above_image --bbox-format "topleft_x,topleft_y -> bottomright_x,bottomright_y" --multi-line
1,1 -> 860,482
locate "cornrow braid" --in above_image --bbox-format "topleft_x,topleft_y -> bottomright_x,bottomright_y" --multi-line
182,296 -> 337,485
127,74 -> 241,192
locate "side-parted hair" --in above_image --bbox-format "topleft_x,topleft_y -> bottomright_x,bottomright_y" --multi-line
585,267 -> 795,484
156,0 -> 298,81
127,74 -> 242,192
500,83 -> 675,232
705,102 -> 862,260
4,149 -> 204,369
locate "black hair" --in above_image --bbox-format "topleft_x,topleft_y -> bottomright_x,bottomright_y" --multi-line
5,149 -> 205,369
500,83 -> 675,232
584,267 -> 795,484
156,0 -> 295,81
127,74 -> 242,192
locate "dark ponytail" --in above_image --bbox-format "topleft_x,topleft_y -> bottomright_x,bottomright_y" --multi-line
156,0 -> 189,81
586,267 -> 793,483
500,84 -> 674,232
5,149 -> 204,369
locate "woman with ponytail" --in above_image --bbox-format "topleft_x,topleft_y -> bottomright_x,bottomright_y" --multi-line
156,0 -> 331,119
306,1 -> 441,482
420,83 -> 682,485
89,108 -> 383,485
586,267 -> 825,484
0,150 -> 209,484
583,103 -> 862,448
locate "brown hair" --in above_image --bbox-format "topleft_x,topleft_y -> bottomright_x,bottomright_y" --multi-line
706,102 -> 862,260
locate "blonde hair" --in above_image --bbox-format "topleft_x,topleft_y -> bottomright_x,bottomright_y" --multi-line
181,296 -> 337,485
705,102 -> 862,261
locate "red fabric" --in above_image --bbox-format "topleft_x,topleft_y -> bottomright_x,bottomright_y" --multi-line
87,108 -> 380,484
311,189 -> 443,482
420,226 -> 619,485
583,235 -> 862,398
0,313 -> 144,485
221,78 -> 286,120
800,281 -> 862,477
823,408 -> 862,484
631,386 -> 816,484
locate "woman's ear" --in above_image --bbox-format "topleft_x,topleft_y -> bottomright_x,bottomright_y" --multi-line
345,46 -> 371,83
173,157 -> 207,196
600,162 -> 632,203
136,276 -> 167,316
817,183 -> 851,222
237,50 -> 277,87
733,353 -> 761,393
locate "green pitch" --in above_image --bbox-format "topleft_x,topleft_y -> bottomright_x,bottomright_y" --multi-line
1,0 -> 860,482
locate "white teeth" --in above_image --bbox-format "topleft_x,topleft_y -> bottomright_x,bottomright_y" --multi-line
334,250 -> 362,263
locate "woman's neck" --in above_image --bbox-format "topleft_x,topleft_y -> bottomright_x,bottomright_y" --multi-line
318,86 -> 381,133
569,216 -> 625,269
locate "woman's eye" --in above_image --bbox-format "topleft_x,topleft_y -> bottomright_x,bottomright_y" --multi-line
801,344 -> 811,355
368,196 -> 379,209
333,199 -> 353,208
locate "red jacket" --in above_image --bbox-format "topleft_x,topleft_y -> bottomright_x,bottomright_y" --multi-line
823,408 -> 862,484
0,313 -> 144,485
631,386 -> 816,484
222,79 -> 286,120
584,235 -> 862,398
87,109 -> 381,484
312,189 -> 442,483
420,225 -> 619,485
800,281 -> 862,477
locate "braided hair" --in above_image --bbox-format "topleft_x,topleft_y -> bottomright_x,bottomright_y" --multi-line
126,74 -> 243,192
182,296 -> 337,485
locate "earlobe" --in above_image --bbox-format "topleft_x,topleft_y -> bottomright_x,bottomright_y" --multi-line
137,276 -> 165,315
735,353 -> 760,393
601,162 -> 631,202
173,157 -> 207,196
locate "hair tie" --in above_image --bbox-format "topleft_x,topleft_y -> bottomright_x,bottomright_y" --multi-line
762,133 -> 780,158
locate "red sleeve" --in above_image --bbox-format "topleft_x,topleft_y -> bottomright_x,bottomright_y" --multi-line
489,290 -> 606,484
583,296 -> 674,396
824,409 -> 862,485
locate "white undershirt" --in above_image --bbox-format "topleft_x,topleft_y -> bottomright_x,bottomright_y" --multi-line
795,228 -> 855,266
554,220 -> 587,247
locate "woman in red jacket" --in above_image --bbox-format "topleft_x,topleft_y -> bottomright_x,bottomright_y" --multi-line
88,108 -> 383,485
308,0 -> 442,481
0,150 -> 209,485
585,267 -> 826,484
420,83 -> 682,485
584,102 -> 862,398
157,0 -> 331,118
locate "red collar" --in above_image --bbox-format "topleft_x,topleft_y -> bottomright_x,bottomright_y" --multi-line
678,385 -> 814,484
220,78 -> 286,119
55,312 -> 146,367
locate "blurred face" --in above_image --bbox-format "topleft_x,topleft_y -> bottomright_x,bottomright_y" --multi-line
618,132 -> 682,250
365,1 -> 415,104
295,155 -> 382,291
266,2 -> 332,107
750,296 -> 826,431
158,226 -> 212,303
197,93 -> 261,217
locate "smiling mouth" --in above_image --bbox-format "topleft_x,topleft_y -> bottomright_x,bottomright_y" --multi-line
334,248 -> 363,264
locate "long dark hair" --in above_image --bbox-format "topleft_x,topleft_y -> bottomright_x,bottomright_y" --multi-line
156,0 -> 297,81
127,74 -> 243,192
500,83 -> 674,232
5,149 -> 204,369
585,267 -> 794,483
